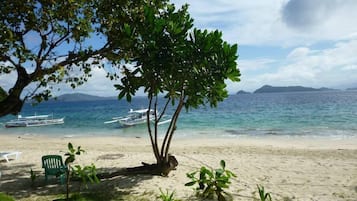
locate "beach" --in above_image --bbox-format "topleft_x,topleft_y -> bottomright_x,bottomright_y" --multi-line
0,134 -> 357,201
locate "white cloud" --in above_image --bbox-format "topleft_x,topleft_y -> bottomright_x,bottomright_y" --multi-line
0,61 -> 17,92
0,61 -> 119,98
171,0 -> 357,92
281,0 -> 335,30
173,0 -> 357,46
287,47 -> 310,59
280,0 -> 357,44
240,39 -> 357,91
52,66 -> 119,97
239,58 -> 276,72
342,65 -> 357,71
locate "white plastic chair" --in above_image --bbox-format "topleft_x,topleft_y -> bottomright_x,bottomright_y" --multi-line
0,151 -> 21,162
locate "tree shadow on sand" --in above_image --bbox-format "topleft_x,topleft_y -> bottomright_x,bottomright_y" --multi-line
0,161 -> 154,200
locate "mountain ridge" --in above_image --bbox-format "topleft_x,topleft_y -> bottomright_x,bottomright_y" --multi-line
254,85 -> 337,93
53,93 -> 116,102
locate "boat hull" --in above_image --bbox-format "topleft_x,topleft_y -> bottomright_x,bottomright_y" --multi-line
105,109 -> 171,127
5,115 -> 64,128
119,117 -> 154,126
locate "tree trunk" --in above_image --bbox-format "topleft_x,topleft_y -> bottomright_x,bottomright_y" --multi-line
0,93 -> 24,116
0,66 -> 31,117
126,155 -> 178,176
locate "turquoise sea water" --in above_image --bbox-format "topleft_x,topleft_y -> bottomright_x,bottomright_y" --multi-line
0,91 -> 357,139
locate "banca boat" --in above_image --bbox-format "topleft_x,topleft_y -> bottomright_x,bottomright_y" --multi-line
5,114 -> 64,128
104,109 -> 171,126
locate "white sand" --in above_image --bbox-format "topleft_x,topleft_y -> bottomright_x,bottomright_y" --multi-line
0,134 -> 356,200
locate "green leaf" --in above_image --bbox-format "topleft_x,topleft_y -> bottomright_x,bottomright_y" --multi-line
220,160 -> 226,169
123,23 -> 131,35
185,181 -> 196,186
68,143 -> 75,153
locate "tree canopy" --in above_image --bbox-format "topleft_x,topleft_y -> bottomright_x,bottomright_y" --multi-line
0,0 -> 168,117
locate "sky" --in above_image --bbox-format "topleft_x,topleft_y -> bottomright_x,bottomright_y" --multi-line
1,0 -> 357,96
173,0 -> 357,93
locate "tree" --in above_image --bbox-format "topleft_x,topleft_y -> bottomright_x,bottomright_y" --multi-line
114,4 -> 240,176
0,87 -> 7,101
0,0 -> 168,117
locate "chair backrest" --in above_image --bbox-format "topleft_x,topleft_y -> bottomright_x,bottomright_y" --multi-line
42,155 -> 65,170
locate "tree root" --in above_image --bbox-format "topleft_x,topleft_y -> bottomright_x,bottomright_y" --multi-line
97,155 -> 179,179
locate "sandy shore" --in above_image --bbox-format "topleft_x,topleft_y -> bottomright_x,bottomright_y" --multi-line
0,134 -> 356,200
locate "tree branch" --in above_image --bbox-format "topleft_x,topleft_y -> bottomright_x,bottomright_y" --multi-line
31,42 -> 110,79
161,91 -> 184,160
147,96 -> 160,162
157,96 -> 170,122
3,55 -> 17,69
163,92 -> 185,161
154,95 -> 160,159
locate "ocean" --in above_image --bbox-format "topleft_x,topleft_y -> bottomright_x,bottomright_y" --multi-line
1,90 -> 357,139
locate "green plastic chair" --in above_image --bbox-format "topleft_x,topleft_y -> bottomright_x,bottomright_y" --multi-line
41,155 -> 67,184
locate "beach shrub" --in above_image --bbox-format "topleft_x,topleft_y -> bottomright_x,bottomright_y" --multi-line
0,192 -> 15,201
158,188 -> 181,201
185,160 -> 236,201
64,142 -> 85,200
30,168 -> 37,187
62,143 -> 100,200
72,164 -> 100,192
257,185 -> 272,201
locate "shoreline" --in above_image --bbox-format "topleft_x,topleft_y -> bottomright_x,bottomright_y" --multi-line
2,132 -> 357,149
1,134 -> 357,200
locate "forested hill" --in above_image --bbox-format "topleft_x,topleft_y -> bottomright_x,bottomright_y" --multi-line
53,93 -> 116,102
254,85 -> 336,93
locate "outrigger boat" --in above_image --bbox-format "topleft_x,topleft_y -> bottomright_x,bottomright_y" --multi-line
104,109 -> 171,127
5,114 -> 64,128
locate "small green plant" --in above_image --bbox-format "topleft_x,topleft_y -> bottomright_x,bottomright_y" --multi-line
257,185 -> 272,201
0,192 -> 15,201
64,142 -> 85,200
185,160 -> 236,201
30,168 -> 37,187
158,188 -> 180,201
72,163 -> 100,192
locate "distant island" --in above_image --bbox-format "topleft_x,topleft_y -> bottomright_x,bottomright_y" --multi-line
253,85 -> 337,93
346,87 -> 357,91
236,90 -> 251,95
52,93 -> 116,102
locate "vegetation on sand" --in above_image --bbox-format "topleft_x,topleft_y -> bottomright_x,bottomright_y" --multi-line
63,142 -> 99,200
185,160 -> 237,201
0,192 -> 15,201
257,185 -> 272,201
29,168 -> 37,187
158,189 -> 181,201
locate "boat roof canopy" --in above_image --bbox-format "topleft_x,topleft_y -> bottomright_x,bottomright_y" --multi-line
129,109 -> 154,114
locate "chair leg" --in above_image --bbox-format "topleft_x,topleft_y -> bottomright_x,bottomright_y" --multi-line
59,174 -> 66,185
4,156 -> 9,163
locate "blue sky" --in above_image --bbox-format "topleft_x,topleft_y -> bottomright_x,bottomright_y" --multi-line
1,0 -> 357,96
